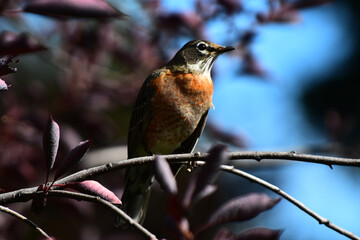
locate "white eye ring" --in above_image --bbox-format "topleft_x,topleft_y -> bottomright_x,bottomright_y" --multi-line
197,42 -> 207,51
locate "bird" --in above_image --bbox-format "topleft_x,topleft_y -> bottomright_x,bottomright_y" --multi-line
121,40 -> 234,225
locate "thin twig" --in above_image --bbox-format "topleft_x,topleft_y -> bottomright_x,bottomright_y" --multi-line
0,205 -> 53,239
46,190 -> 158,240
217,164 -> 360,240
228,151 -> 360,167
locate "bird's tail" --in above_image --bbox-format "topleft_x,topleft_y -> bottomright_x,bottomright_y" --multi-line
117,165 -> 154,227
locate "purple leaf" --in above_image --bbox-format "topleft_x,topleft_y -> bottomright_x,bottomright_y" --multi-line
237,227 -> 283,240
0,31 -> 47,55
198,193 -> 281,233
155,155 -> 178,195
183,144 -> 228,208
43,114 -> 60,174
23,0 -> 126,19
214,228 -> 283,240
192,184 -> 217,203
214,228 -> 237,240
0,79 -> 8,91
66,180 -> 121,204
54,140 -> 91,180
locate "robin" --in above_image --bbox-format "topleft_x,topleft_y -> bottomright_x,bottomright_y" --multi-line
121,40 -> 234,225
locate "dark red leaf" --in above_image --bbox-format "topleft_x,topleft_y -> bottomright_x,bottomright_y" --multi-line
214,228 -> 283,240
66,180 -> 121,204
217,0 -> 243,14
54,140 -> 91,180
31,185 -> 47,214
155,155 -> 178,195
0,79 -> 8,91
169,195 -> 183,222
291,0 -> 333,10
43,114 -> 60,174
237,227 -> 283,240
0,31 -> 47,55
183,144 -> 228,208
198,193 -> 281,233
156,12 -> 204,36
23,0 -> 126,19
240,30 -> 257,48
166,215 -> 193,240
242,51 -> 266,77
256,6 -> 300,24
0,56 -> 17,76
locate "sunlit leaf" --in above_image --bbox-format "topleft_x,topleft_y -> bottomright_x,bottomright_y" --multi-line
43,114 -> 60,174
23,0 -> 126,19
0,79 -> 8,91
54,140 -> 91,180
155,155 -> 178,195
0,31 -> 47,55
66,180 -> 121,204
192,184 -> 217,203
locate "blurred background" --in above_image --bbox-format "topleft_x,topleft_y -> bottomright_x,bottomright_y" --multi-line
1,0 -> 360,239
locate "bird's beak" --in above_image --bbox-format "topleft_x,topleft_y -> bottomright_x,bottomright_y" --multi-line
215,45 -> 235,54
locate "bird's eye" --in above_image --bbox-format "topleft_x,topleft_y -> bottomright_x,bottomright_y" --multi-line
197,43 -> 207,51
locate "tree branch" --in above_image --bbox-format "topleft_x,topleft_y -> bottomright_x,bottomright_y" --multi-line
0,151 -> 359,239
0,205 -> 53,239
46,190 -> 158,240
1,151 -> 360,205
217,164 -> 360,240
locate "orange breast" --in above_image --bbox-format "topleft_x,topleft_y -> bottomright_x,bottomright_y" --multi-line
144,70 -> 213,154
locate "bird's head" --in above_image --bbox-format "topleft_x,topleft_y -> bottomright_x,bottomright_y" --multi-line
167,40 -> 234,76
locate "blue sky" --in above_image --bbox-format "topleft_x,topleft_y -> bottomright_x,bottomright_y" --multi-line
209,2 -> 353,150
160,1 -> 359,239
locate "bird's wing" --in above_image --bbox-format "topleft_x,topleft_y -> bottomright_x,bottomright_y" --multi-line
173,109 -> 209,154
127,70 -> 163,158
